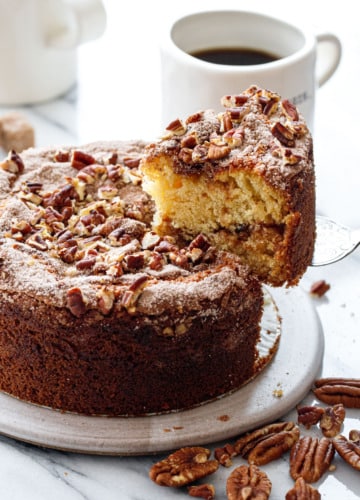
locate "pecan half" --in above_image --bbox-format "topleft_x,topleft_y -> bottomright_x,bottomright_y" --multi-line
297,405 -> 325,429
333,434 -> 360,471
226,464 -> 272,500
285,477 -> 320,500
149,447 -> 219,487
234,422 -> 300,466
188,484 -> 215,499
313,378 -> 360,408
290,436 -> 335,483
319,403 -> 345,437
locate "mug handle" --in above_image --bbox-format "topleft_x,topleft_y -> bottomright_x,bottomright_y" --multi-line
48,0 -> 107,49
316,33 -> 342,87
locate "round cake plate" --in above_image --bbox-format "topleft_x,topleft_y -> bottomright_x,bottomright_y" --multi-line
0,286 -> 323,455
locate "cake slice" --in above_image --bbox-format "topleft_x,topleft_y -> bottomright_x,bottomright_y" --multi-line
141,85 -> 315,286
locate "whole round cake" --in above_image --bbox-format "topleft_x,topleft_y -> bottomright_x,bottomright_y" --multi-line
0,140 -> 263,416
0,86 -> 315,416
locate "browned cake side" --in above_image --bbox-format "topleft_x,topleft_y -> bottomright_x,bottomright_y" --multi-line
141,86 -> 315,286
0,141 -> 263,416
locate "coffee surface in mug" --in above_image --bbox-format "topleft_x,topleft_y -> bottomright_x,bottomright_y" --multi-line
191,47 -> 279,66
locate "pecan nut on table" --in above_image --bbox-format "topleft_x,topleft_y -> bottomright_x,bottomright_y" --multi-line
149,377 -> 360,498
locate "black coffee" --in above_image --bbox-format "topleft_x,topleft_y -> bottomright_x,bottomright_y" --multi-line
191,47 -> 279,66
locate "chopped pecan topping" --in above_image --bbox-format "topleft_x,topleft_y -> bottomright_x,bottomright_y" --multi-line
333,434 -> 360,471
66,287 -> 86,317
281,99 -> 299,121
26,233 -> 48,251
285,477 -> 320,500
319,403 -> 345,437
192,144 -> 209,163
207,142 -> 231,160
120,275 -> 149,312
149,447 -> 219,487
223,127 -> 244,148
313,378 -> 360,408
310,280 -> 330,297
181,133 -> 198,149
25,181 -> 43,193
226,464 -> 272,500
54,150 -> 70,162
96,287 -> 115,315
71,150 -> 96,170
258,96 -> 279,116
188,234 -> 211,252
187,484 -> 215,499
297,405 -> 325,429
123,157 -> 141,169
234,421 -> 300,466
0,150 -> 25,174
166,118 -> 187,136
221,94 -> 249,108
290,436 -> 335,483
271,122 -> 295,147
186,112 -> 203,124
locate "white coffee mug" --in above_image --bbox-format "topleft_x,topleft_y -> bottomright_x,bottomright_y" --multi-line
160,10 -> 342,131
0,0 -> 107,105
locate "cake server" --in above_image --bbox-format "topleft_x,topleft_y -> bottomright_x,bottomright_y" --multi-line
311,215 -> 360,266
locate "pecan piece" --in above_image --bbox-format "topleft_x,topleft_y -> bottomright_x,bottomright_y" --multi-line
290,436 -> 335,483
26,233 -> 48,251
297,405 -> 325,429
221,94 -> 249,108
310,280 -> 330,297
71,150 -> 96,170
333,434 -> 360,471
0,150 -> 24,174
207,142 -> 231,160
123,157 -> 141,169
149,447 -> 218,487
66,287 -> 86,317
319,403 -> 345,437
234,421 -> 300,466
188,484 -> 215,499
281,99 -> 299,121
285,477 -> 320,500
214,443 -> 236,467
313,378 -> 360,408
271,122 -> 295,147
226,464 -> 271,500
166,118 -> 187,136
349,429 -> 360,445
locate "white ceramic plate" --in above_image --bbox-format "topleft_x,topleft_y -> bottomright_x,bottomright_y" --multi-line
0,286 -> 323,455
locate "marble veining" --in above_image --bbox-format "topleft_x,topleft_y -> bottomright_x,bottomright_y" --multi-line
0,1 -> 359,499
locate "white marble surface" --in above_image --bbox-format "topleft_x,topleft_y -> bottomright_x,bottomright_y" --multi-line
0,1 -> 359,498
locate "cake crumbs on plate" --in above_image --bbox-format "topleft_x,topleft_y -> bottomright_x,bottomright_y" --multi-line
273,382 -> 283,398
217,414 -> 231,422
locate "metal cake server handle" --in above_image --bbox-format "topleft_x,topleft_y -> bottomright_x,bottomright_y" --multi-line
311,215 -> 360,266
